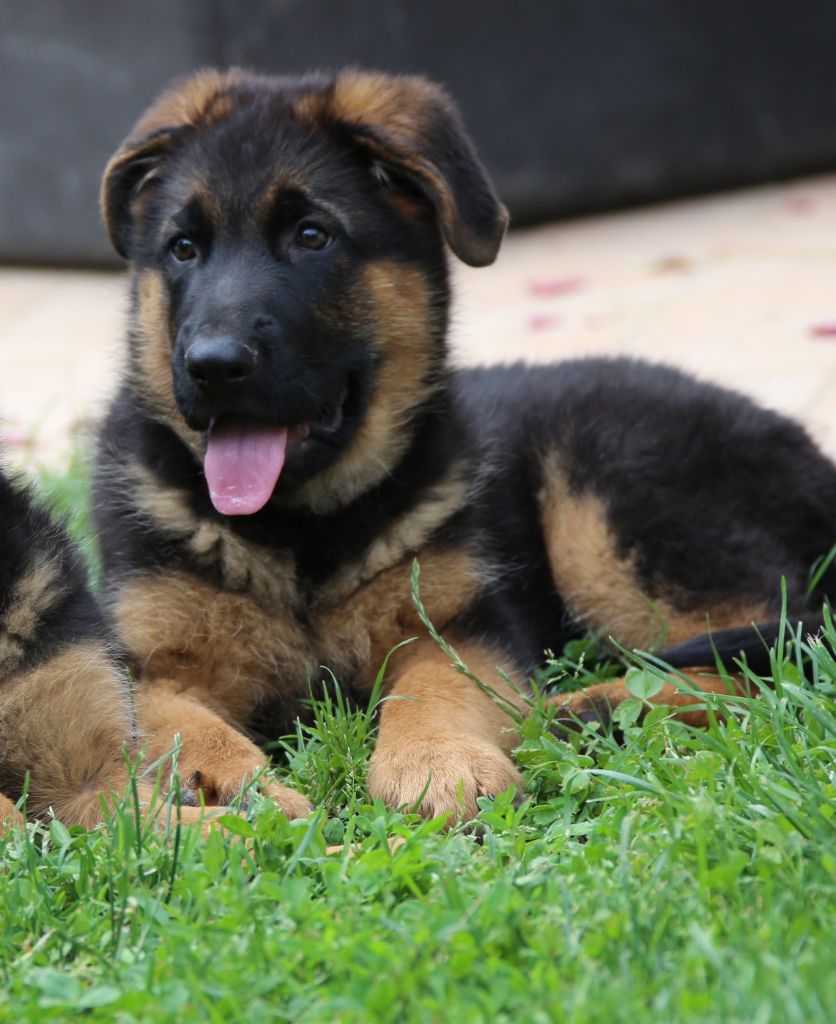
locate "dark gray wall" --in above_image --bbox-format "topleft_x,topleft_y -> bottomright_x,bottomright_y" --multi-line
3,0 -> 836,265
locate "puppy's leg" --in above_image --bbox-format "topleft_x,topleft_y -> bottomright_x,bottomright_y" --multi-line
136,684 -> 312,819
550,670 -> 750,730
0,793 -> 24,834
111,573 -> 311,818
368,639 -> 527,822
0,642 -> 137,828
1,650 -> 247,834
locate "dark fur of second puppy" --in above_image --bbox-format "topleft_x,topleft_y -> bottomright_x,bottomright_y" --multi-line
92,67 -> 836,821
0,465 -> 135,830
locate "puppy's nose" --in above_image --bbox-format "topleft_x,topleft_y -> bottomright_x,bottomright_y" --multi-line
185,336 -> 257,387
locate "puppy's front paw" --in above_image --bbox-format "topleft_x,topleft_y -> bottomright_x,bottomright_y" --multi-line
0,794 -> 24,834
182,764 -> 312,820
368,735 -> 522,823
257,779 -> 313,820
548,689 -> 614,733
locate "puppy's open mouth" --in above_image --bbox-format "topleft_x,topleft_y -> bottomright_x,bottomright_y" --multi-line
203,391 -> 346,516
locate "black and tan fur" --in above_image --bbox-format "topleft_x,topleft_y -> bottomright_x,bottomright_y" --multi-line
0,466 -> 143,831
0,464 -> 223,833
93,68 -> 836,820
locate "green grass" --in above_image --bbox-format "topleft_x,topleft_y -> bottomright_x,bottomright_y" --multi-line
1,462 -> 834,1023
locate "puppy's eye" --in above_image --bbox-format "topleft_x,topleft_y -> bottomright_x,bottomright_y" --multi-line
295,223 -> 331,251
170,236 -> 198,262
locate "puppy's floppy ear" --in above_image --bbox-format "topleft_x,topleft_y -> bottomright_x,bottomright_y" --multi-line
329,71 -> 508,267
100,68 -> 242,259
101,131 -> 177,259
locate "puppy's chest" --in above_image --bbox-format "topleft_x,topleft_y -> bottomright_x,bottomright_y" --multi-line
119,541 -> 481,708
240,549 -> 483,745
195,520 -> 418,667
125,452 -> 484,668
305,544 -> 482,688
185,476 -> 482,685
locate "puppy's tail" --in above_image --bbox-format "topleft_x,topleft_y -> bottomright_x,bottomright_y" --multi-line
658,612 -> 827,676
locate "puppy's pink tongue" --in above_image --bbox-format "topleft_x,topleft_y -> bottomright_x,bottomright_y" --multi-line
204,419 -> 287,515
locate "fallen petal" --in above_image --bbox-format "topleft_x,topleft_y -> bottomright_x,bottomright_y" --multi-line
527,275 -> 584,297
527,312 -> 561,332
0,428 -> 33,447
785,194 -> 816,215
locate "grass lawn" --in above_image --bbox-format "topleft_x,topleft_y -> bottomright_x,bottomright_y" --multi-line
1,458 -> 834,1023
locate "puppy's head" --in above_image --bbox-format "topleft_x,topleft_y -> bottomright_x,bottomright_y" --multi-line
102,68 -> 507,514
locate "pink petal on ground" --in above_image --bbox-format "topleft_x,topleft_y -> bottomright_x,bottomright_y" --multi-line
809,321 -> 836,338
0,428 -> 33,447
527,275 -> 584,297
785,194 -> 816,215
527,312 -> 561,332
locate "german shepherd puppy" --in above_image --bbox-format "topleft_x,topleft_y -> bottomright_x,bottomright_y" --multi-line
0,464 -> 138,831
93,68 -> 836,821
